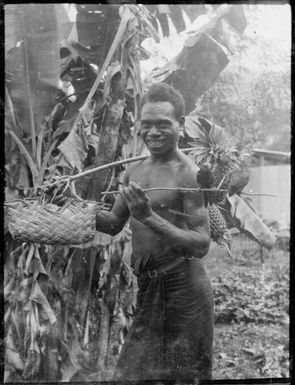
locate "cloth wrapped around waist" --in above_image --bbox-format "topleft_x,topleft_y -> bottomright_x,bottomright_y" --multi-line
131,249 -> 189,276
115,252 -> 214,382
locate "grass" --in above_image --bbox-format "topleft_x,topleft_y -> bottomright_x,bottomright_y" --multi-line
203,233 -> 290,379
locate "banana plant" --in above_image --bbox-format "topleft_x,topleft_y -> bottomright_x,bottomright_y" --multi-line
5,4 -> 159,382
5,4 -> 61,190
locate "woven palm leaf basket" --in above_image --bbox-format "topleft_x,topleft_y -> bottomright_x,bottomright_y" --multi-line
5,198 -> 98,245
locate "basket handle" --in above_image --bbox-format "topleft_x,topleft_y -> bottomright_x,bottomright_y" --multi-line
69,181 -> 84,201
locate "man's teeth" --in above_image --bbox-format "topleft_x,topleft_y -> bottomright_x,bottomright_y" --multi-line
149,139 -> 164,145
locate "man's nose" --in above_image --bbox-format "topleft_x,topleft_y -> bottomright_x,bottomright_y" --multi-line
149,125 -> 160,135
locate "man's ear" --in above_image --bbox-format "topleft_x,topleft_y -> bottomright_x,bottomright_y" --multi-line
178,117 -> 185,138
179,116 -> 185,128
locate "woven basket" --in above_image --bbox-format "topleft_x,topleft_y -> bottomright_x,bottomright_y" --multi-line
6,198 -> 98,245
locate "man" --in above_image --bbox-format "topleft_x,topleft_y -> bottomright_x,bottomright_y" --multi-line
95,83 -> 213,382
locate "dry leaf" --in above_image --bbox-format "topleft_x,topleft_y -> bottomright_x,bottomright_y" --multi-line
29,281 -> 57,325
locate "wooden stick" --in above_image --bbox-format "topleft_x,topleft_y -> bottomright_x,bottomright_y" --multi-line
240,192 -> 279,197
7,143 -> 280,199
101,188 -> 279,198
216,174 -> 227,190
101,187 -> 229,195
32,147 -> 199,190
69,154 -> 147,181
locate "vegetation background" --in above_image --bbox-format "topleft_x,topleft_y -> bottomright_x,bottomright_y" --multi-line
4,3 -> 291,382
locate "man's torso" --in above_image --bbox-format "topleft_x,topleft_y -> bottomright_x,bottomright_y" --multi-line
128,152 -> 197,262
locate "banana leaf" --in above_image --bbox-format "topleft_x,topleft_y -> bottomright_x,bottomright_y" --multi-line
75,5 -> 121,67
54,4 -> 75,42
184,115 -> 205,139
5,4 -> 60,139
227,194 -> 277,249
58,130 -> 88,172
5,326 -> 24,372
144,5 -> 186,36
29,281 -> 57,325
4,5 -> 21,55
214,4 -> 247,34
153,32 -> 229,113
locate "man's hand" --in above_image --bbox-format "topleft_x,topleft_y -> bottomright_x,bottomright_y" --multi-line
121,181 -> 152,221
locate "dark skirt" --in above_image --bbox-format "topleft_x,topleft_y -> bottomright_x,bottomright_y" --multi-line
115,254 -> 214,382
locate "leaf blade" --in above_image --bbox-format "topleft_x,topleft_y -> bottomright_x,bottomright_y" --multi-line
5,4 -> 60,137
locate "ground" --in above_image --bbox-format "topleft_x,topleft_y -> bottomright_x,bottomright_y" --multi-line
203,233 -> 290,380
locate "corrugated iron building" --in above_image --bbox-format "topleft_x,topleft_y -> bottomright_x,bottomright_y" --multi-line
243,149 -> 290,226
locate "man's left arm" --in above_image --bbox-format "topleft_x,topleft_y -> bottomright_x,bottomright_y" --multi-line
182,187 -> 211,257
121,181 -> 210,257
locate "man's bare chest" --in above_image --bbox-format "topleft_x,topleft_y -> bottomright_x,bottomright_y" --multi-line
129,163 -> 182,210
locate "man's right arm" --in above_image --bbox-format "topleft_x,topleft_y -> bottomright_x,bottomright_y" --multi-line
95,168 -> 132,235
96,194 -> 130,235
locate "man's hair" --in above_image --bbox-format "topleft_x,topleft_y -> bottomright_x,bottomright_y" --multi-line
140,83 -> 185,121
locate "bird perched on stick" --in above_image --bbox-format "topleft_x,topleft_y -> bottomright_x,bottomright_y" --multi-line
196,164 -> 214,207
196,164 -> 214,189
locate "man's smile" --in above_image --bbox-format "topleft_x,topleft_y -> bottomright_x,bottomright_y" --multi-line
146,138 -> 166,147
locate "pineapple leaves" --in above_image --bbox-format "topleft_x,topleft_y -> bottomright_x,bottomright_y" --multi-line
208,122 -> 230,147
184,114 -> 208,140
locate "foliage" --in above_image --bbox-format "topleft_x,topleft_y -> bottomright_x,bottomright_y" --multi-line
4,230 -> 136,382
213,323 -> 289,379
196,70 -> 291,153
4,4 -> 151,382
180,113 -> 275,251
4,3 -> 289,382
194,5 -> 291,153
207,234 -> 289,325
204,233 -> 290,379
141,4 -> 248,114
225,194 -> 276,249
5,4 -> 61,192
212,265 -> 289,324
5,4 -> 60,138
185,116 -> 250,203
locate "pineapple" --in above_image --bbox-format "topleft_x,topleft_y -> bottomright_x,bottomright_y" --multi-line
187,116 -> 250,257
192,120 -> 249,204
208,202 -> 233,258
209,160 -> 232,204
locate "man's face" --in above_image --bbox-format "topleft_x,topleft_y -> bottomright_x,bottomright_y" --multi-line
140,101 -> 183,156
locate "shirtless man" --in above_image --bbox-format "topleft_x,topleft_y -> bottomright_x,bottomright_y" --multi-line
95,83 -> 213,382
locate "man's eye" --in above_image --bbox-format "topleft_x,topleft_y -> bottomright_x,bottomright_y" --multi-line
141,123 -> 170,130
157,124 -> 170,130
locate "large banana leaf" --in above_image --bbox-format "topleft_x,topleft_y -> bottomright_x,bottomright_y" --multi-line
74,5 -> 121,67
54,4 -> 75,43
4,5 -> 20,55
227,194 -> 276,249
152,32 -> 229,113
212,4 -> 247,34
5,4 -> 60,138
